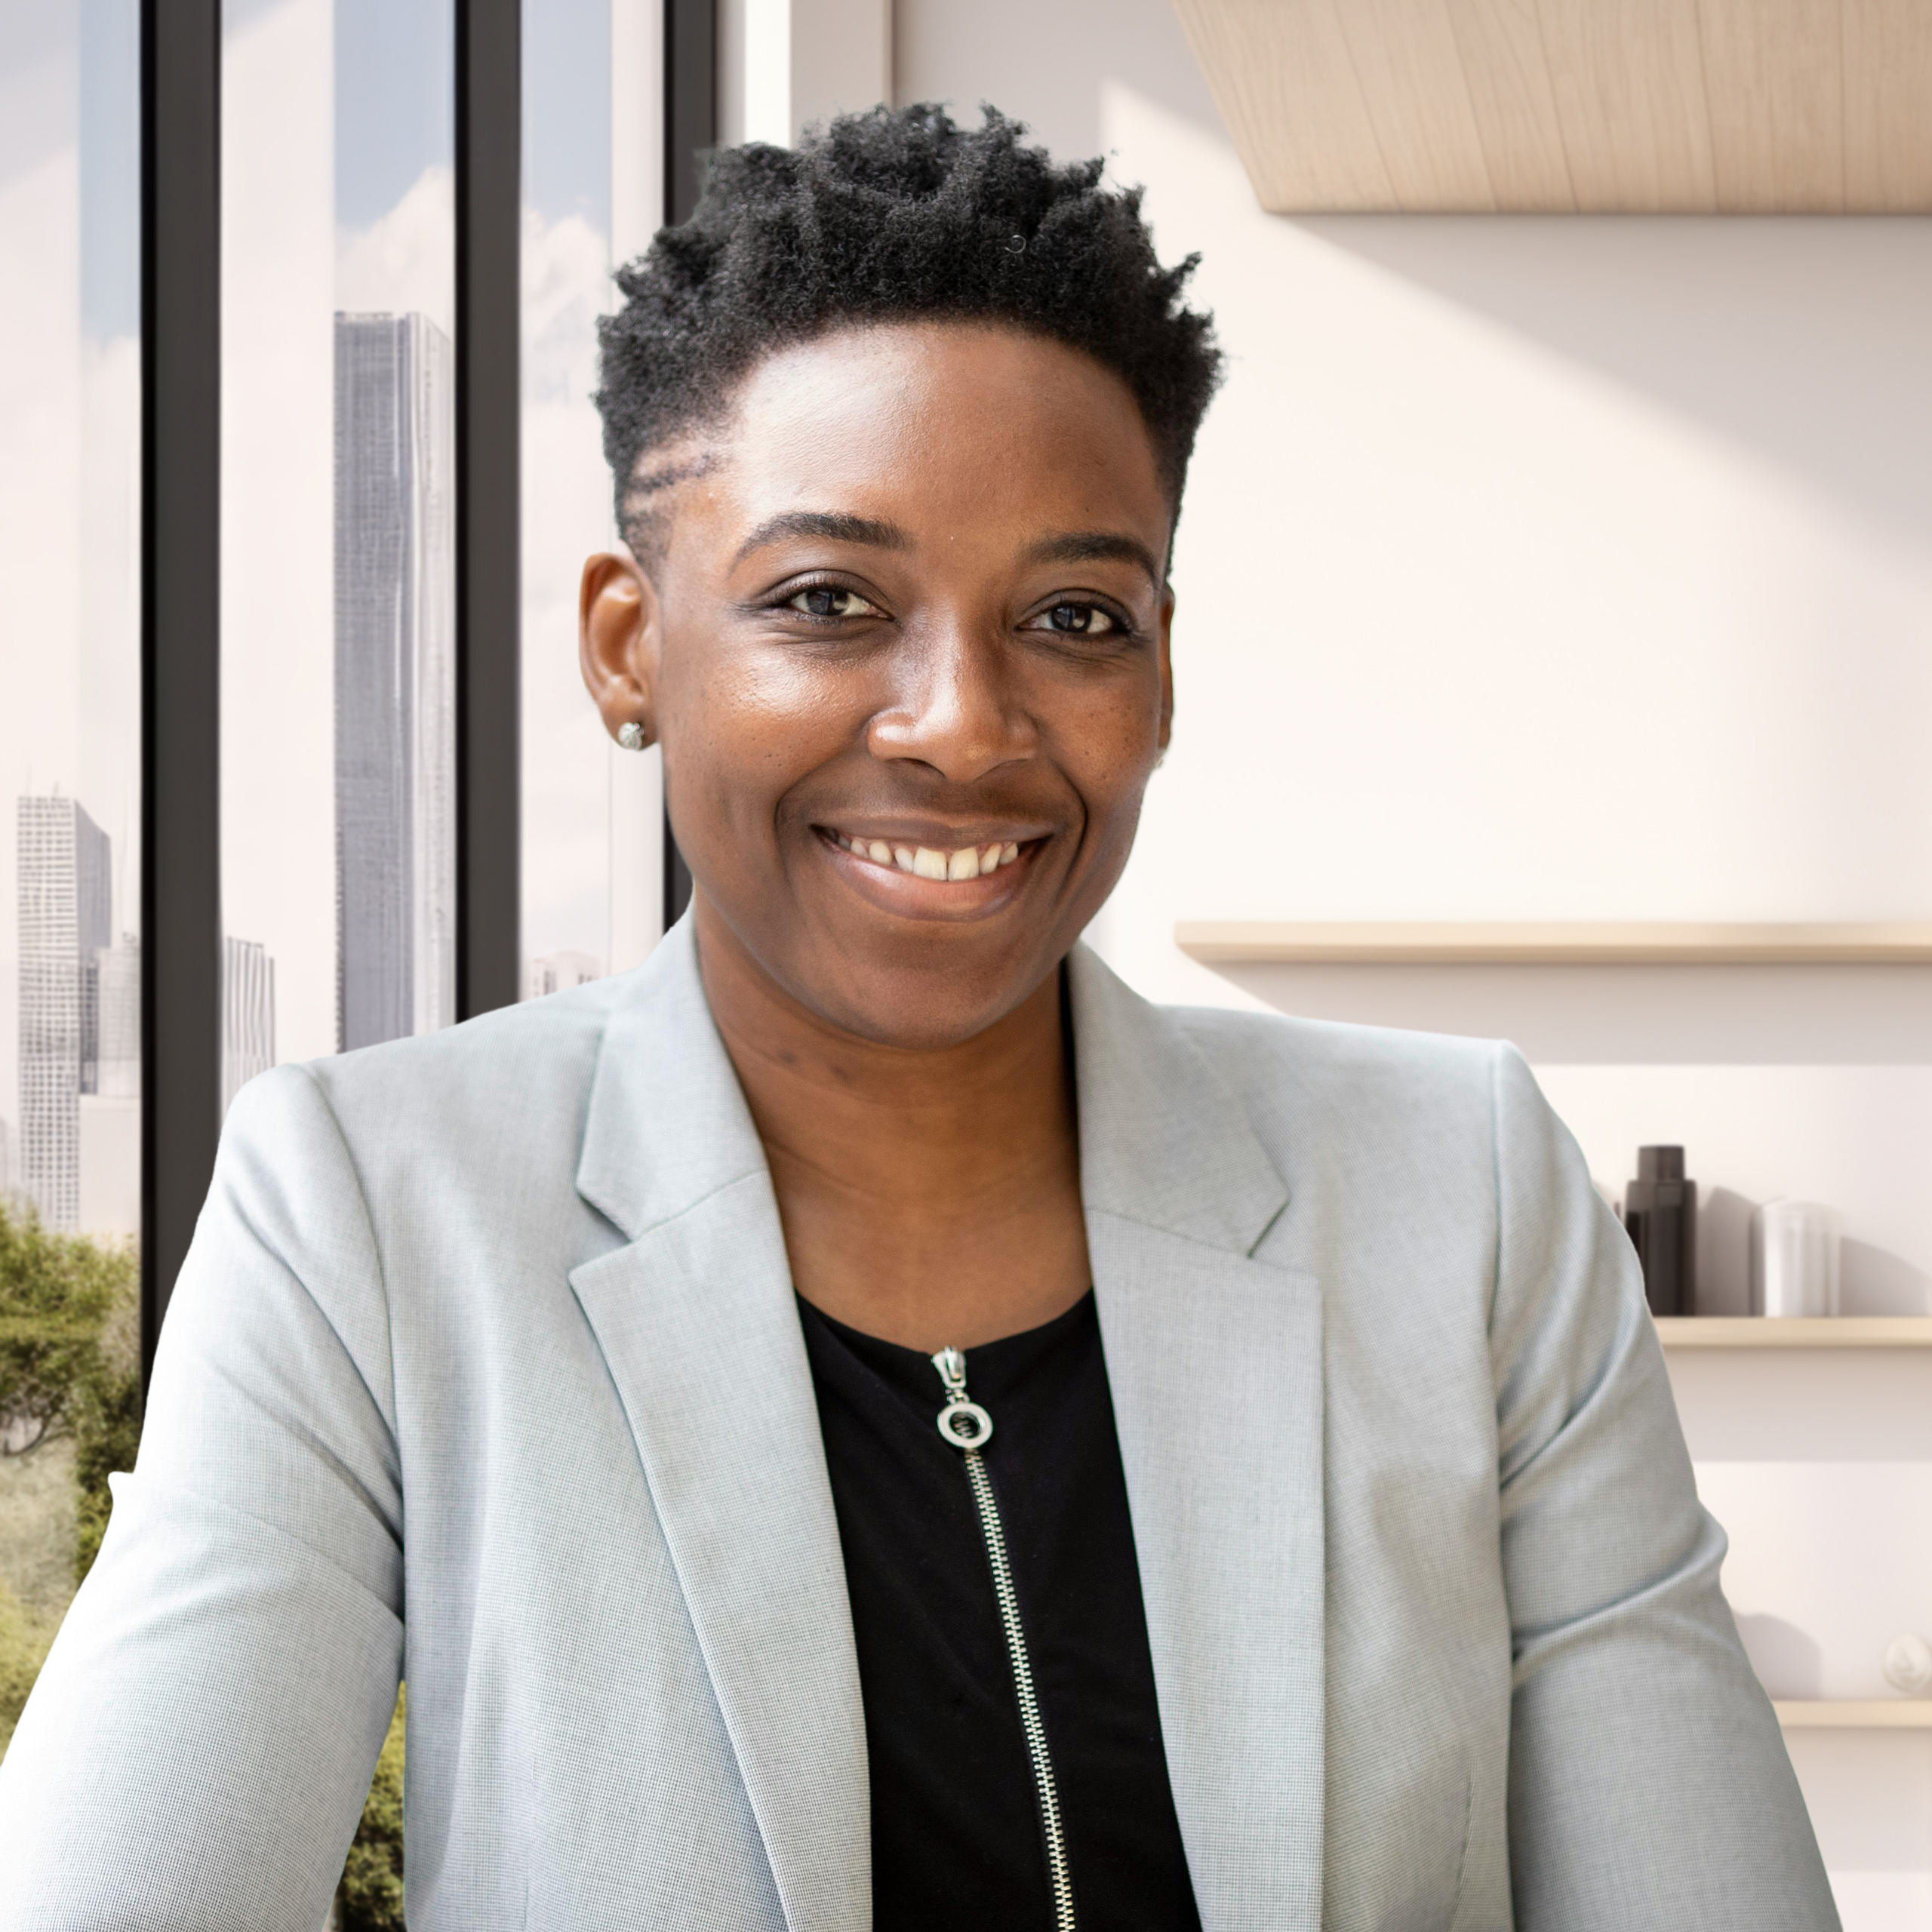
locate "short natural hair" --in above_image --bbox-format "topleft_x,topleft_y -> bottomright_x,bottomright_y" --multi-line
595,103 -> 1222,563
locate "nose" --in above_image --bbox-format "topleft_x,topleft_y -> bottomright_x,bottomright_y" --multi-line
866,620 -> 1035,784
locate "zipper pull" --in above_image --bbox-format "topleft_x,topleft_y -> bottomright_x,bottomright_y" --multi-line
931,1346 -> 995,1451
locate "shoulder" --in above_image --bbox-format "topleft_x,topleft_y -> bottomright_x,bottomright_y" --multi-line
221,971 -> 644,1220
1167,998 -> 1517,1152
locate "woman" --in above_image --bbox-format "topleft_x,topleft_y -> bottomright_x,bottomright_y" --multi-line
0,108 -> 1834,1930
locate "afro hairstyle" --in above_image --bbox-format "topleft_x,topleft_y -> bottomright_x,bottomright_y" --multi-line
594,103 -> 1222,565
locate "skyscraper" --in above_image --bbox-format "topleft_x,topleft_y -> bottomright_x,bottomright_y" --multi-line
93,937 -> 141,1098
334,311 -> 455,1052
78,934 -> 142,1241
17,795 -> 111,1232
222,936 -> 276,1112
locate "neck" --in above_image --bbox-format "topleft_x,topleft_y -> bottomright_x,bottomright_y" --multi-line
694,897 -> 1091,1351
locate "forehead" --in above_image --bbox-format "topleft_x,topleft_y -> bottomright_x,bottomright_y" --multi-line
640,323 -> 1171,573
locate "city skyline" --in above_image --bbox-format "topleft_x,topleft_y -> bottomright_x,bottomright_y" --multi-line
8,791 -> 281,1238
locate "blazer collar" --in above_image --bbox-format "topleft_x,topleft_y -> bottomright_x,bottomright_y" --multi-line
577,924 -> 1292,1255
1066,940 -> 1288,1255
571,918 -> 869,1932
1069,947 -> 1324,1931
575,916 -> 768,1239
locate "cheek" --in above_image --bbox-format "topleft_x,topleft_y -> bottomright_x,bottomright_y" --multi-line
660,638 -> 866,830
1048,672 -> 1168,829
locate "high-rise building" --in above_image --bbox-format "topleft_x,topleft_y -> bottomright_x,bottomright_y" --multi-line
334,311 -> 455,1052
17,795 -> 111,1232
94,936 -> 141,1098
78,933 -> 142,1240
223,936 -> 276,1112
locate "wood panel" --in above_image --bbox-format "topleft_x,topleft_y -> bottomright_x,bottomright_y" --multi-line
1656,1318 -> 1932,1348
1843,0 -> 1932,208
1775,1700 -> 1932,1726
1697,0 -> 1844,211
1170,0 -> 1932,211
1536,0 -> 1717,210
1172,923 -> 1932,964
1334,0 -> 1497,209
1172,0 -> 1398,212
1445,0 -> 1577,208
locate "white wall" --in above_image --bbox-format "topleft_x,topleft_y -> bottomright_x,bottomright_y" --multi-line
719,0 -> 891,146
898,3 -> 1932,1924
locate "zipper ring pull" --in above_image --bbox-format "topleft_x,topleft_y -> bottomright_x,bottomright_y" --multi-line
930,1346 -> 995,1450
937,1400 -> 995,1451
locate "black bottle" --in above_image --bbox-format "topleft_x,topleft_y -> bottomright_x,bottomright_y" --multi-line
1625,1146 -> 1697,1316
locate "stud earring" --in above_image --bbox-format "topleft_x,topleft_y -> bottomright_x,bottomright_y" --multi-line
617,721 -> 646,752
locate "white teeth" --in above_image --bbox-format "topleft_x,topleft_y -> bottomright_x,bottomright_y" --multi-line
834,830 -> 1028,876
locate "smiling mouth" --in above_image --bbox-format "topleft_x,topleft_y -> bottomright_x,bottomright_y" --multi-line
823,828 -> 1026,881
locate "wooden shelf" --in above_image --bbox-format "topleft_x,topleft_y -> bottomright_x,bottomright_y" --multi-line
1174,923 -> 1932,965
1656,1318 -> 1932,1348
1171,0 -> 1932,214
1776,1701 -> 1932,1729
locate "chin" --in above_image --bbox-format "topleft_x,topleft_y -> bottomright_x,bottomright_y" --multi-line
798,945 -> 1051,1052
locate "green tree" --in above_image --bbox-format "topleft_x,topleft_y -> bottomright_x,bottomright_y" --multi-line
0,1197 -> 138,1466
0,1577 -> 55,1755
339,1688 -> 407,1930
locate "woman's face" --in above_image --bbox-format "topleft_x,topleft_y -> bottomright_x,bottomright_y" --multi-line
580,321 -> 1175,1051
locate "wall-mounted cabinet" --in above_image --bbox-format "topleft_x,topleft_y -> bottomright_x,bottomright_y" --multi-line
1168,0 -> 1932,212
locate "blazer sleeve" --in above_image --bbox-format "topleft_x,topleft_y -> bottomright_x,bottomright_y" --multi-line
1488,1044 -> 1839,1930
0,1063 -> 406,1931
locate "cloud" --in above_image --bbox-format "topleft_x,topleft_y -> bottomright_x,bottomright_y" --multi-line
335,164 -> 456,336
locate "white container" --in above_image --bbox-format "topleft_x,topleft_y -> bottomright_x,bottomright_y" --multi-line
1749,1199 -> 1843,1317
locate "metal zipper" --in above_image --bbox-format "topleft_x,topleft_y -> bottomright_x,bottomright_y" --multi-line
931,1346 -> 1078,1932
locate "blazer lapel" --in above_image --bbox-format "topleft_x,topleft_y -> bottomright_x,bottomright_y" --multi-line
1069,947 -> 1326,1932
568,924 -> 869,1932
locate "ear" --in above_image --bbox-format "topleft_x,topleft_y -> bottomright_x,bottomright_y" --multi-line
580,548 -> 663,749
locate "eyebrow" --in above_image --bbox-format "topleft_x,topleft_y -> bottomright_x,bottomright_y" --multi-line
731,511 -> 913,569
1026,530 -> 1165,589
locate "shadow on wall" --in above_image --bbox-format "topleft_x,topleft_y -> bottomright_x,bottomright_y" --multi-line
1292,216 -> 1932,561
1700,1186 -> 1931,1318
1733,1614 -> 1823,1699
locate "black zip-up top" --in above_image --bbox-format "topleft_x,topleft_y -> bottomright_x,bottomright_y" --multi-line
797,1292 -> 1202,1932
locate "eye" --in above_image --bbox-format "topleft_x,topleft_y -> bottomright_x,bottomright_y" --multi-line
1031,601 -> 1121,635
786,585 -> 884,620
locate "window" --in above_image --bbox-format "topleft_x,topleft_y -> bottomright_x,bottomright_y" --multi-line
0,0 -> 143,1751
521,0 -> 666,1000
2,0 -> 703,1783
220,0 -> 457,1074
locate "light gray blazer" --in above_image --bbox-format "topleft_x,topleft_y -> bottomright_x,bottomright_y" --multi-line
0,921 -> 1835,1930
